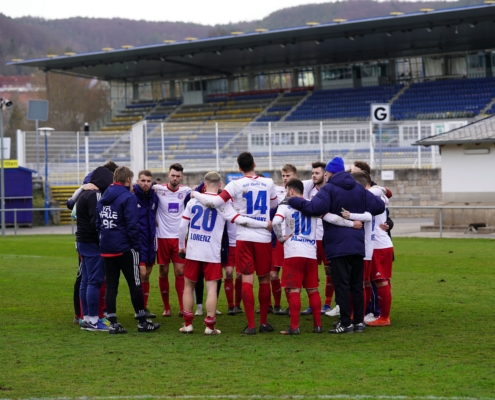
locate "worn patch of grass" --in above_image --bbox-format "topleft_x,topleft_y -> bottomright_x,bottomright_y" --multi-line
0,236 -> 494,399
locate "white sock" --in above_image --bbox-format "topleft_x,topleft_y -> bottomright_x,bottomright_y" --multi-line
89,316 -> 98,324
83,315 -> 90,322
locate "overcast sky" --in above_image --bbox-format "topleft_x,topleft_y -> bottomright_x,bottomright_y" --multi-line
2,0 -> 339,25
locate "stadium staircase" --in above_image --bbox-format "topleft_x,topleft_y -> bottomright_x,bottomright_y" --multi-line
51,185 -> 79,225
281,91 -> 312,121
257,89 -> 311,122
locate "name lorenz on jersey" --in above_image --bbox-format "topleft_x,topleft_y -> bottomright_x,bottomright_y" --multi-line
154,184 -> 192,239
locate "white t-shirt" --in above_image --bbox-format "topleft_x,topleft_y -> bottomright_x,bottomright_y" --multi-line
154,184 -> 192,239
220,176 -> 277,243
349,211 -> 373,260
179,195 -> 267,263
303,180 -> 324,240
273,203 -> 317,260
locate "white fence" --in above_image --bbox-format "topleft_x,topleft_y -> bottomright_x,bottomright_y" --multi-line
16,119 -> 468,185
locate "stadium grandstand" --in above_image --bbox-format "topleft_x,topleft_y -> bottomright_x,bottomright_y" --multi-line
11,3 -> 495,189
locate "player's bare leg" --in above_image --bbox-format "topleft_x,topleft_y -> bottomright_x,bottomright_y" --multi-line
159,264 -> 171,316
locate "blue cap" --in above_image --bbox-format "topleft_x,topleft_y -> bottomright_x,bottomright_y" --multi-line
325,157 -> 345,174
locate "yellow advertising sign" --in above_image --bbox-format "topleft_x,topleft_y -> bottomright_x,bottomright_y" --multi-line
2,159 -> 18,168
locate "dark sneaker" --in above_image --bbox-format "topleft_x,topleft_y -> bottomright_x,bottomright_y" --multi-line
280,326 -> 300,335
280,307 -> 290,315
80,320 -> 90,330
233,306 -> 244,314
354,322 -> 366,333
300,307 -> 312,315
256,306 -> 274,315
241,326 -> 256,335
273,306 -> 283,314
328,322 -> 354,334
259,323 -> 275,333
109,322 -> 127,334
138,320 -> 160,333
313,326 -> 323,334
144,308 -> 156,319
227,307 -> 236,316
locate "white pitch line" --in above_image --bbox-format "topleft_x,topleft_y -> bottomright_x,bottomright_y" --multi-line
1,395 -> 493,400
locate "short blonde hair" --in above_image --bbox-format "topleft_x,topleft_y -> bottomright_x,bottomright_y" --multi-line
204,171 -> 221,184
113,166 -> 134,184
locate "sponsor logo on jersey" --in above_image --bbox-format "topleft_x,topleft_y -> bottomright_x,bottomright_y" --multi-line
168,203 -> 179,213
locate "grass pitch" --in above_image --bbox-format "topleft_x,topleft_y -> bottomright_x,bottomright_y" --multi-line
0,235 -> 494,399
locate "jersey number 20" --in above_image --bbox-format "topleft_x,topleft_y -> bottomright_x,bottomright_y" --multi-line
191,205 -> 217,232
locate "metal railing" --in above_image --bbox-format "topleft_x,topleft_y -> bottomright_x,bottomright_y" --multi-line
2,205 -> 495,238
388,205 -> 495,238
0,207 -> 75,236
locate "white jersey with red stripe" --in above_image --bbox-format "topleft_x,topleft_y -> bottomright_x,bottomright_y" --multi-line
302,179 -> 324,240
226,209 -> 237,247
273,203 -> 317,260
154,184 -> 192,239
220,175 -> 277,243
275,185 -> 286,203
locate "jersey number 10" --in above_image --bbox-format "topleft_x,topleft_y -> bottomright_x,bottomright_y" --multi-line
291,212 -> 311,236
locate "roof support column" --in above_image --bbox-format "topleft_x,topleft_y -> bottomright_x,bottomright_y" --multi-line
169,80 -> 176,98
248,73 -> 255,91
228,77 -> 236,93
314,66 -> 322,90
132,83 -> 139,101
388,59 -> 396,83
292,68 -> 299,88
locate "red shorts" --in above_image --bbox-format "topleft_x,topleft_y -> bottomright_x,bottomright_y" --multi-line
316,240 -> 329,266
236,240 -> 272,277
271,241 -> 284,271
157,238 -> 183,265
139,262 -> 155,267
363,259 -> 372,282
282,257 -> 319,289
371,247 -> 393,281
184,259 -> 222,282
222,246 -> 236,268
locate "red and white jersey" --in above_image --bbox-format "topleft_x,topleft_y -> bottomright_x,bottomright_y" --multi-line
369,187 -> 393,250
220,176 -> 277,243
227,212 -> 237,247
273,203 -> 317,260
303,180 -> 324,240
154,184 -> 192,239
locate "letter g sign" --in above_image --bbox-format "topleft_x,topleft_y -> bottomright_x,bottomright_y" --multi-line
371,104 -> 390,123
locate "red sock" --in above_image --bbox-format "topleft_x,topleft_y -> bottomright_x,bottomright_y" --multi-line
204,316 -> 216,330
288,292 -> 301,330
175,275 -> 185,311
224,278 -> 234,308
183,310 -> 194,326
235,277 -> 242,307
364,285 -> 372,313
98,280 -> 106,319
259,282 -> 271,325
285,288 -> 290,305
159,276 -> 170,310
242,282 -> 255,329
142,281 -> 150,309
325,276 -> 334,306
309,291 -> 322,328
377,284 -> 392,319
271,279 -> 282,308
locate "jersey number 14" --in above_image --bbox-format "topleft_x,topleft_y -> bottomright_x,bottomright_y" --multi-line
242,191 -> 267,215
